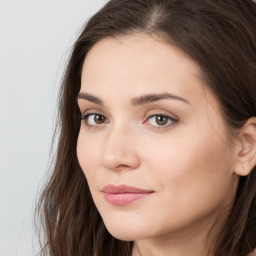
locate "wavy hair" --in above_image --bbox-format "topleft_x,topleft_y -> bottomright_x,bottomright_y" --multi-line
35,0 -> 256,255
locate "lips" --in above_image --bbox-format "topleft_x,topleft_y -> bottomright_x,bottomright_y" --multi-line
102,184 -> 154,206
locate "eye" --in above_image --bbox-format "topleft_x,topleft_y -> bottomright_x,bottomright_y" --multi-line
145,114 -> 178,128
81,113 -> 108,127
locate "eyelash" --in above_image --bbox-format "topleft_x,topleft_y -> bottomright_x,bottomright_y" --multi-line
80,112 -> 179,130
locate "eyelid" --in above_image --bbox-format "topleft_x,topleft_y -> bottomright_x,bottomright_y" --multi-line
145,109 -> 179,121
80,107 -> 106,118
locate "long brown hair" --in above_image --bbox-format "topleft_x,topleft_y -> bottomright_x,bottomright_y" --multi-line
35,0 -> 256,255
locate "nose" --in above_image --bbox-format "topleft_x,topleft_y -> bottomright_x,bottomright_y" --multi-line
101,126 -> 140,171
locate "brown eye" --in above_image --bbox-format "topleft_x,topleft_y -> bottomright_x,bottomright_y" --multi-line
81,113 -> 108,127
145,113 -> 178,129
155,115 -> 169,126
94,114 -> 106,124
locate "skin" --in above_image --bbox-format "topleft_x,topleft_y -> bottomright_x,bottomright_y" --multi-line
76,34 -> 241,256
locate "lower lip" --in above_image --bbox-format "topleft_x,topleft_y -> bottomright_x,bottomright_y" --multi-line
104,192 -> 153,206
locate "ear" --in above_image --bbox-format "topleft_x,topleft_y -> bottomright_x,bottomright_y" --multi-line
234,117 -> 256,176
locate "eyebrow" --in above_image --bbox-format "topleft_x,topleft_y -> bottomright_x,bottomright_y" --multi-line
131,93 -> 190,105
77,92 -> 191,106
77,93 -> 104,106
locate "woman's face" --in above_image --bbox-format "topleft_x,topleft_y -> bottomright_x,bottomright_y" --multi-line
77,34 -> 239,242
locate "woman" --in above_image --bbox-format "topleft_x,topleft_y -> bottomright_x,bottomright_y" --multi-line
35,0 -> 256,255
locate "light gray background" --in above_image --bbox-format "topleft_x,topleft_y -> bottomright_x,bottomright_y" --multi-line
0,1 -> 106,255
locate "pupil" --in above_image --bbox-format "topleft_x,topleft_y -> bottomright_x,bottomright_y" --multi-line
156,115 -> 168,125
95,115 -> 105,124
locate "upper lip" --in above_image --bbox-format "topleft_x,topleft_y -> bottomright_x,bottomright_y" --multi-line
102,184 -> 154,194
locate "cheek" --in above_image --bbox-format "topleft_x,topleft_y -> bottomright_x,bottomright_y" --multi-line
144,115 -> 232,179
142,125 -> 235,211
76,131 -> 102,183
142,129 -> 225,177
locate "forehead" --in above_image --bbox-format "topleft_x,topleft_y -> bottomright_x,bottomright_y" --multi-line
80,33 -> 212,107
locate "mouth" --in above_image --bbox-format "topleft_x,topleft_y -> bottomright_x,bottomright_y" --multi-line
101,184 -> 154,206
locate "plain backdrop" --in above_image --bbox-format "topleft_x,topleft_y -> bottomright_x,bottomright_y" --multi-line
0,1 -> 107,255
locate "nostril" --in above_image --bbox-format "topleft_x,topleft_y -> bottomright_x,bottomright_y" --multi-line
115,164 -> 132,170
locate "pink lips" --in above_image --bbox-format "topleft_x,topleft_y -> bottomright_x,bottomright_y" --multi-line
102,184 -> 154,206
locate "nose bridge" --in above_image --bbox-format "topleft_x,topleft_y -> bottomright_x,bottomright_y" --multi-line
102,122 -> 139,171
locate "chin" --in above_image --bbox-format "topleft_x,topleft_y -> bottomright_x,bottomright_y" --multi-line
103,220 -> 148,241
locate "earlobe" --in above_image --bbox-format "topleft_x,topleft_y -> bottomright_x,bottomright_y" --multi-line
234,117 -> 256,176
